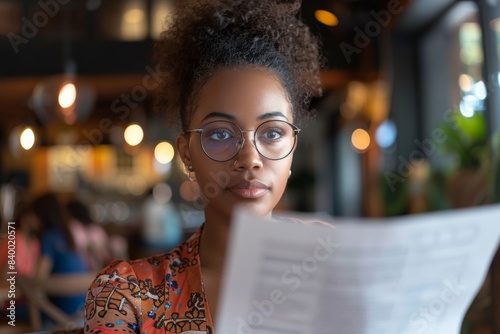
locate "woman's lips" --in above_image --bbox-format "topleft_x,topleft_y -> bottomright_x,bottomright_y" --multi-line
228,180 -> 269,199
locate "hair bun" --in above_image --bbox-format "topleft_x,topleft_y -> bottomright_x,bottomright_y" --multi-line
155,0 -> 322,128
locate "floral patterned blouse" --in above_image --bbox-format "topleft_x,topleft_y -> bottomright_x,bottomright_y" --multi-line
84,224 -> 214,334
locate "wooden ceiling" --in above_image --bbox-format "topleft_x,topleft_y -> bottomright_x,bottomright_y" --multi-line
0,0 -> 422,124
0,70 -> 357,120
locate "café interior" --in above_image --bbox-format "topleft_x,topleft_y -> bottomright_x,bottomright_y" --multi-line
1,0 -> 500,333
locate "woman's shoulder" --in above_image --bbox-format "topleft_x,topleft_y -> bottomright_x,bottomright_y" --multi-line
93,227 -> 203,284
85,228 -> 208,333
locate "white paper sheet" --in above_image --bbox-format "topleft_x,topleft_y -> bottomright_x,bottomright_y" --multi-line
216,205 -> 500,334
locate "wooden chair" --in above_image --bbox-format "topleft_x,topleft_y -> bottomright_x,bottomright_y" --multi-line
0,286 -> 33,334
16,273 -> 97,333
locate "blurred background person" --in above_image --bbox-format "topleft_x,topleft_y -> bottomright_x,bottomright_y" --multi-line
142,185 -> 183,253
66,199 -> 111,271
0,202 -> 41,328
0,201 -> 40,278
31,193 -> 89,320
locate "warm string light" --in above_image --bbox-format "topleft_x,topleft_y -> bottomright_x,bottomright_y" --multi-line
314,9 -> 339,27
154,141 -> 175,164
20,127 -> 35,150
351,128 -> 371,152
124,124 -> 144,146
58,83 -> 77,108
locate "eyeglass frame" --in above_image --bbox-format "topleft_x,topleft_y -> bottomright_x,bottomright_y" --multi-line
184,119 -> 301,162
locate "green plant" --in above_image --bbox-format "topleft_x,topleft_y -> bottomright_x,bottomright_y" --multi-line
439,109 -> 488,169
439,108 -> 500,205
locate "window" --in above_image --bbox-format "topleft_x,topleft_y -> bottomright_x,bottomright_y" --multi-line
456,20 -> 486,117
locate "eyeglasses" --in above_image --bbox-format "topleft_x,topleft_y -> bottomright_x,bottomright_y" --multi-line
185,120 -> 300,162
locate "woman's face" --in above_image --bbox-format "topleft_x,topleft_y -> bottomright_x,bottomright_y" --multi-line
177,67 -> 296,220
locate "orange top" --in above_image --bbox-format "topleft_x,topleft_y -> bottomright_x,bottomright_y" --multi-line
84,225 -> 214,334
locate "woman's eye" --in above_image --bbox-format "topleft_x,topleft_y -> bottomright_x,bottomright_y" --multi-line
262,129 -> 283,140
208,129 -> 231,140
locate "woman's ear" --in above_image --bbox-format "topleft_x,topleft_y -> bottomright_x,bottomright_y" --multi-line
292,135 -> 298,153
176,134 -> 192,167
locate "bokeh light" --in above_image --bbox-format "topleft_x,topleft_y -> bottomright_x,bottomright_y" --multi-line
126,174 -> 147,196
114,201 -> 130,222
58,83 -> 77,108
460,95 -> 477,118
314,9 -> 339,27
124,124 -> 144,146
124,8 -> 145,23
473,81 -> 487,100
375,120 -> 397,149
20,127 -> 35,150
180,181 -> 200,202
351,128 -> 371,152
154,141 -> 175,164
153,183 -> 173,204
459,74 -> 474,92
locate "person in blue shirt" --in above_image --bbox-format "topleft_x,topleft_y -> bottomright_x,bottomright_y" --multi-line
31,193 -> 89,318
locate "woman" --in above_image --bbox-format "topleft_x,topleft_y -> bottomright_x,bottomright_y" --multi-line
0,202 -> 40,325
84,0 -> 322,333
32,193 -> 89,318
66,199 -> 112,271
0,202 -> 40,278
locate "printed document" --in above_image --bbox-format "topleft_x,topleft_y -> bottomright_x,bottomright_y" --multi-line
216,205 -> 500,334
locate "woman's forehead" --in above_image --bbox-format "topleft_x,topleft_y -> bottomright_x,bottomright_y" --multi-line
190,67 -> 293,124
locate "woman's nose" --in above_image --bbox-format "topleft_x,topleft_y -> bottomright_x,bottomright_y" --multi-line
233,134 -> 263,170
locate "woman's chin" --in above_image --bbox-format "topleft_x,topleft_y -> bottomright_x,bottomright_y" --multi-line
205,192 -> 275,221
229,201 -> 273,218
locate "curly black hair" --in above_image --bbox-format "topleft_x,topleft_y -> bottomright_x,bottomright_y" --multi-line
154,0 -> 323,129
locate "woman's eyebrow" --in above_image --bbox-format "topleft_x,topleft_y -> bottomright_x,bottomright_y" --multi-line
201,112 -> 236,122
256,112 -> 289,121
201,111 -> 289,122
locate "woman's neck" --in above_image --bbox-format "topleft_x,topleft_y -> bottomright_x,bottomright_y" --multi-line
199,209 -> 231,272
198,208 -> 232,325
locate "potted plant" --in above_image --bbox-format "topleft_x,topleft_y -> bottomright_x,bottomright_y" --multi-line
439,108 -> 490,208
